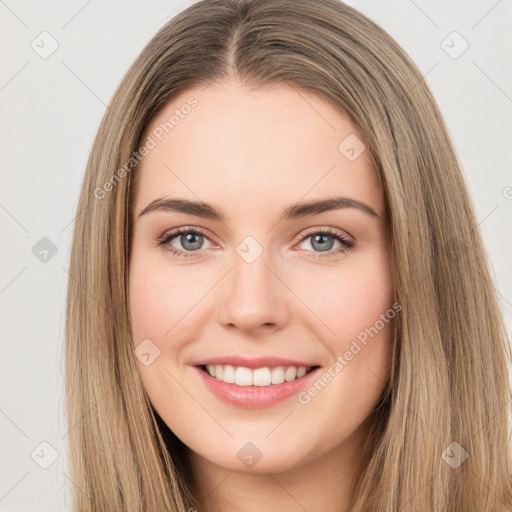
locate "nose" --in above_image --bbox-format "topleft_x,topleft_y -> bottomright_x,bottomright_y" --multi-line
216,248 -> 290,333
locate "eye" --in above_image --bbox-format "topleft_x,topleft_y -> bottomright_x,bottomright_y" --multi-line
295,227 -> 354,259
156,227 -> 214,258
156,226 -> 354,260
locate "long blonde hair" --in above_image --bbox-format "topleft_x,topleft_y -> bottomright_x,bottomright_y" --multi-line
64,0 -> 512,509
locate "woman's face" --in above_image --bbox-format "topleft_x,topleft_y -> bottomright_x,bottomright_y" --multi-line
129,79 -> 395,475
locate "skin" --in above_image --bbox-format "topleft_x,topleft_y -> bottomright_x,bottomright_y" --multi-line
129,78 -> 395,512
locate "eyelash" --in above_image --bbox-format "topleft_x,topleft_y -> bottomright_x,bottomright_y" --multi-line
156,226 -> 354,260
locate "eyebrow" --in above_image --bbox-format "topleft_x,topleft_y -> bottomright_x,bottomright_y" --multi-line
137,196 -> 381,222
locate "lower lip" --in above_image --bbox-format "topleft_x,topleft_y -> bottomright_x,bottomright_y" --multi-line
194,366 -> 320,408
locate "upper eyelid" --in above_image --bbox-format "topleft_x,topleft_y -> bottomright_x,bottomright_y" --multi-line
298,226 -> 354,241
163,226 -> 217,243
161,225 -> 354,247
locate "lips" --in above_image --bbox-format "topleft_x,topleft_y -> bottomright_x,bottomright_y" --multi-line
191,355 -> 322,408
193,355 -> 320,369
194,363 -> 322,408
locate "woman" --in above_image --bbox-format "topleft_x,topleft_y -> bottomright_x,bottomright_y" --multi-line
64,0 -> 512,510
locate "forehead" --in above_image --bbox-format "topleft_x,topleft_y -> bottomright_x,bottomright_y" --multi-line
134,80 -> 383,220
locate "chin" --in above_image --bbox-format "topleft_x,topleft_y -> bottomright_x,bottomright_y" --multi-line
191,439 -> 309,475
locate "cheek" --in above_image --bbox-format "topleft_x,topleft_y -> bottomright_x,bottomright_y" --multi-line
128,251 -> 204,345
293,256 -> 395,437
293,253 -> 394,341
129,275 -> 168,344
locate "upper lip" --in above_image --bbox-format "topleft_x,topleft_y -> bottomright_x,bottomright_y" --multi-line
193,356 -> 320,369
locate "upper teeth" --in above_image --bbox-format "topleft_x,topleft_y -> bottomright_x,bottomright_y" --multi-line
205,365 -> 310,386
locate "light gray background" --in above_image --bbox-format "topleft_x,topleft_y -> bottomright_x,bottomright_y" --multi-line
1,1 -> 511,510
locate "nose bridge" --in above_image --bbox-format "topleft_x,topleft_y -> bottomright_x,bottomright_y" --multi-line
216,235 -> 290,331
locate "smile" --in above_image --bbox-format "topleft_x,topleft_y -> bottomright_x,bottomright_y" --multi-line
201,364 -> 315,386
194,364 -> 321,408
